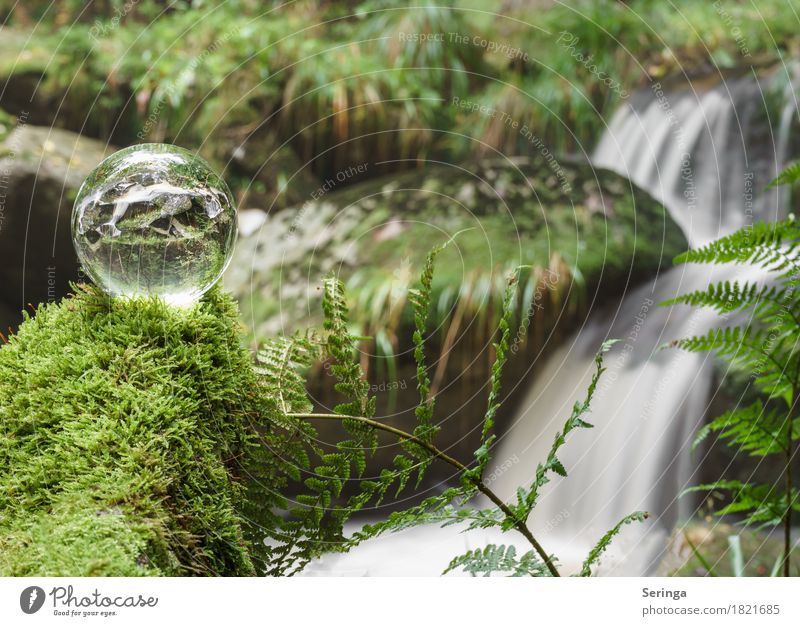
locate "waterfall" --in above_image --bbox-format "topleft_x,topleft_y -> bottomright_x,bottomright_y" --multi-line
304,70 -> 798,576
488,70 -> 798,574
593,74 -> 789,246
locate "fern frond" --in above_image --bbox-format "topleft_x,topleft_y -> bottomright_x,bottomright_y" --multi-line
321,275 -> 377,477
673,327 -> 793,390
256,334 -> 317,415
674,220 -> 800,278
516,340 -> 616,520
767,162 -> 800,189
684,481 -> 800,528
408,244 -> 442,442
444,544 -> 549,577
349,485 -> 478,544
471,270 -> 519,476
404,244 -> 444,483
693,402 -> 792,456
663,281 -> 800,329
579,511 -> 649,576
322,275 -> 375,420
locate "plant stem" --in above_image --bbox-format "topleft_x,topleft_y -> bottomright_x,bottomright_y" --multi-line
784,390 -> 796,577
785,430 -> 792,577
290,412 -> 561,577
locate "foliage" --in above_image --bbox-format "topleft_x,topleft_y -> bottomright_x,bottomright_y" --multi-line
255,246 -> 648,576
665,165 -> 800,576
443,544 -> 547,577
0,249 -> 647,576
2,1 -> 797,180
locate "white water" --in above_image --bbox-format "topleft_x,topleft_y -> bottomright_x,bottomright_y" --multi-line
304,71 -> 797,576
489,72 -> 796,575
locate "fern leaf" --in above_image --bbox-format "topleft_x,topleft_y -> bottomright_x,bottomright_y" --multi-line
693,402 -> 791,456
444,544 -> 549,577
767,162 -> 800,188
673,220 -> 800,278
579,511 -> 649,576
673,327 -> 793,390
517,340 -> 616,519
663,281 -> 800,329
472,270 -> 519,475
322,276 -> 374,417
255,334 -> 317,415
403,245 -> 445,483
350,485 -> 478,545
683,481 -> 800,528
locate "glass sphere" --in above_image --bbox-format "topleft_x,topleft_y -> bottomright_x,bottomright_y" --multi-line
71,144 -> 237,306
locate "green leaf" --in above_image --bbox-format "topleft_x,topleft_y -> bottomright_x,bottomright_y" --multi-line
473,269 -> 520,475
517,340 -> 616,519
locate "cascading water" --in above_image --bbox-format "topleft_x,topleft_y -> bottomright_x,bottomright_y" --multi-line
304,70 -> 798,576
488,70 -> 798,575
593,74 -> 790,246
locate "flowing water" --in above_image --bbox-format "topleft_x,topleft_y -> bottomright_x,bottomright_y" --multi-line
305,70 -> 798,576
489,70 -> 797,575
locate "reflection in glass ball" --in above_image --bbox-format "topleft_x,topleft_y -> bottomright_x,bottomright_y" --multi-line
71,144 -> 237,306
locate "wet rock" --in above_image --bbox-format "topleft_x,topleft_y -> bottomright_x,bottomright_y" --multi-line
0,123 -> 113,328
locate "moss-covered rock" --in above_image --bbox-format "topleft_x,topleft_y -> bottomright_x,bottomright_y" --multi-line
0,285 -> 268,576
227,155 -> 686,341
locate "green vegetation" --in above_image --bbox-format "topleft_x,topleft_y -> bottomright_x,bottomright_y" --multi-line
254,247 -> 647,576
1,1 -> 795,188
2,0 -> 797,579
0,248 -> 645,576
660,522 -> 787,577
228,156 -> 687,348
0,284 -> 308,576
666,166 -> 800,577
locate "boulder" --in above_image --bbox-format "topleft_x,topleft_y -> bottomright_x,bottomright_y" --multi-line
0,123 -> 113,329
228,155 -> 685,337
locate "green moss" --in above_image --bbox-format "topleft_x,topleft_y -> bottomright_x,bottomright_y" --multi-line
0,285 -> 271,576
228,156 -> 687,342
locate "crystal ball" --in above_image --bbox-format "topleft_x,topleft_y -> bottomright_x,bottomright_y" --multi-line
71,144 -> 237,306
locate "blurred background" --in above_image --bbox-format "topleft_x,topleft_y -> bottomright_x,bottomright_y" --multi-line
1,0 -> 799,575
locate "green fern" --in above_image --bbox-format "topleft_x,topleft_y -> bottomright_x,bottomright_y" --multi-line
664,281 -> 800,323
668,167 -> 800,576
767,161 -> 800,188
253,247 -> 647,577
579,511 -> 649,576
673,219 -> 800,278
693,402 -> 795,457
470,272 -> 518,477
683,481 -> 800,527
406,244 -> 444,481
513,340 -> 617,524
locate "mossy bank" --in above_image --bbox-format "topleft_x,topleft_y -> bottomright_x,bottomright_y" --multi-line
0,285 -> 292,576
